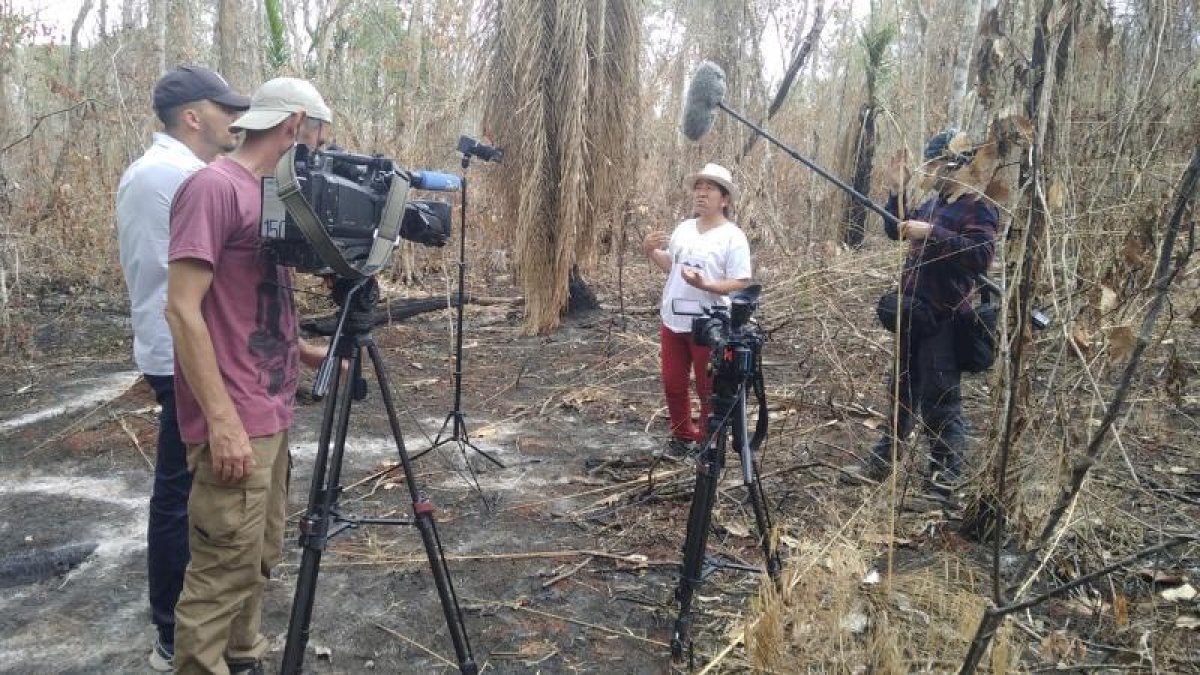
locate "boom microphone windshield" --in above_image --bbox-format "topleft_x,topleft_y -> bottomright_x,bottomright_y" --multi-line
682,61 -> 727,141
681,60 -> 902,229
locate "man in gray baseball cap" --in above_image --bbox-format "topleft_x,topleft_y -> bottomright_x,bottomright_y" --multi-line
116,64 -> 249,672
152,65 -> 251,120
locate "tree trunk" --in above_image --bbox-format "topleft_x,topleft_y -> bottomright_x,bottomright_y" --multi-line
567,266 -> 600,315
214,0 -> 253,91
842,103 -> 877,248
165,0 -> 199,68
947,0 -> 984,129
960,0 -> 1077,552
121,0 -> 138,30
741,0 -> 826,158
98,0 -> 108,40
484,0 -> 639,334
146,0 -> 166,75
47,1 -> 94,193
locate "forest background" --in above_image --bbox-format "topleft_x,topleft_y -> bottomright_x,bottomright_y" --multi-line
0,0 -> 1197,671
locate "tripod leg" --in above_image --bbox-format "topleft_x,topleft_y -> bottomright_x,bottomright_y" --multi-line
733,389 -> 781,580
672,424 -> 727,661
282,347 -> 359,674
366,341 -> 478,675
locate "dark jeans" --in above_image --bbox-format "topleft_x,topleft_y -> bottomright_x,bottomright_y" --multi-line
871,319 -> 966,482
145,374 -> 192,648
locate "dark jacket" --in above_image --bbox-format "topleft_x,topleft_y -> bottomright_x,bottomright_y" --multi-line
884,192 -> 998,316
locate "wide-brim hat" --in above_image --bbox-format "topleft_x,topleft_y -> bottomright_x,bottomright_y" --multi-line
231,77 -> 332,132
684,163 -> 737,200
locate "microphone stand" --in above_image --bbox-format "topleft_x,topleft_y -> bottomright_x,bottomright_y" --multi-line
426,151 -> 505,469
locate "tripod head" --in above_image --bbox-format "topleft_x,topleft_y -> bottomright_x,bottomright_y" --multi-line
311,277 -> 379,399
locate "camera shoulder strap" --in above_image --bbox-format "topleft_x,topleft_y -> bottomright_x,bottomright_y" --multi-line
274,145 -> 410,278
364,172 -> 410,276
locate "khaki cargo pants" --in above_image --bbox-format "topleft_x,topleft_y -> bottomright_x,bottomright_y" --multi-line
173,431 -> 288,675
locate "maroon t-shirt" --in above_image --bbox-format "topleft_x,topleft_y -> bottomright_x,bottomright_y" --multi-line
168,157 -> 298,444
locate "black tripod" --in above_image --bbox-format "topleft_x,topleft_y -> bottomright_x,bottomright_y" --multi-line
282,277 -> 477,675
427,148 -> 504,469
671,322 -> 780,663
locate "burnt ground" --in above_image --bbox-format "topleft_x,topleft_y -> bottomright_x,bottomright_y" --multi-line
1,280 -> 811,675
1,261 -> 1197,674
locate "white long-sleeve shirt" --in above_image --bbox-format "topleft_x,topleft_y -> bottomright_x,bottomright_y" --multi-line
116,132 -> 204,376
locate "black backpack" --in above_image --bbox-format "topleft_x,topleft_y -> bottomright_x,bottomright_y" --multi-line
955,285 -> 998,372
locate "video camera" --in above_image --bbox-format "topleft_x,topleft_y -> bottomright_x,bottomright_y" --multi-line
261,144 -> 459,275
675,285 -> 764,382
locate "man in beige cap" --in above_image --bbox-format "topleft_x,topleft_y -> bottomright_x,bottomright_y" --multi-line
165,77 -> 332,675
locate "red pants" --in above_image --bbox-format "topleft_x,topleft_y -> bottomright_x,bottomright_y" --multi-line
660,324 -> 713,442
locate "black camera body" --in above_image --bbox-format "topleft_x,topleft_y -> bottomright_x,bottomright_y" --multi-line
688,285 -> 763,385
261,144 -> 451,274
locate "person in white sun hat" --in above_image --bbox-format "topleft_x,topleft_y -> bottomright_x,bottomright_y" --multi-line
641,163 -> 753,459
165,77 -> 333,675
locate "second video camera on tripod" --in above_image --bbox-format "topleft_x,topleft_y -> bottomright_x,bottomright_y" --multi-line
674,284 -> 764,364
261,143 -> 461,275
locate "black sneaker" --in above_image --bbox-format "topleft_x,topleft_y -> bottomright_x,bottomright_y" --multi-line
228,660 -> 265,675
924,472 -> 963,509
841,456 -> 891,484
148,637 -> 173,672
662,438 -> 697,460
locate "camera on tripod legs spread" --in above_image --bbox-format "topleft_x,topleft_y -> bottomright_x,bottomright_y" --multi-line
261,143 -> 460,276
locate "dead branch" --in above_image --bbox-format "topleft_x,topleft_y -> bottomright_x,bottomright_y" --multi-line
741,1 -> 827,158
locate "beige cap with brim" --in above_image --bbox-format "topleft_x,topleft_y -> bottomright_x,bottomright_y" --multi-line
230,77 -> 332,131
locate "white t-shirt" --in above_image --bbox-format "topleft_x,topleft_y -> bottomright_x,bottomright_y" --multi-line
116,133 -> 205,376
659,218 -> 753,333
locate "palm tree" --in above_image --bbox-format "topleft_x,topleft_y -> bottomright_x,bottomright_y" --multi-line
483,0 -> 640,334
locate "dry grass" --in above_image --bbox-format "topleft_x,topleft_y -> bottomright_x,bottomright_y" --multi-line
740,536 -> 1018,673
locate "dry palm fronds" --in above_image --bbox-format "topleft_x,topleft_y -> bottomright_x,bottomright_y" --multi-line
483,0 -> 640,334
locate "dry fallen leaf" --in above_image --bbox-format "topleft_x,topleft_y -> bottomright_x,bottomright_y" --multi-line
840,606 -> 869,634
1100,285 -> 1119,314
779,534 -> 802,549
1070,324 -> 1092,354
1121,238 -> 1149,267
723,520 -> 751,538
1104,324 -> 1136,361
1112,591 -> 1129,628
1135,567 -> 1186,585
1047,180 -> 1066,210
1039,629 -> 1086,662
861,570 -> 882,585
861,416 -> 885,430
1177,615 -> 1200,630
861,532 -> 913,546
